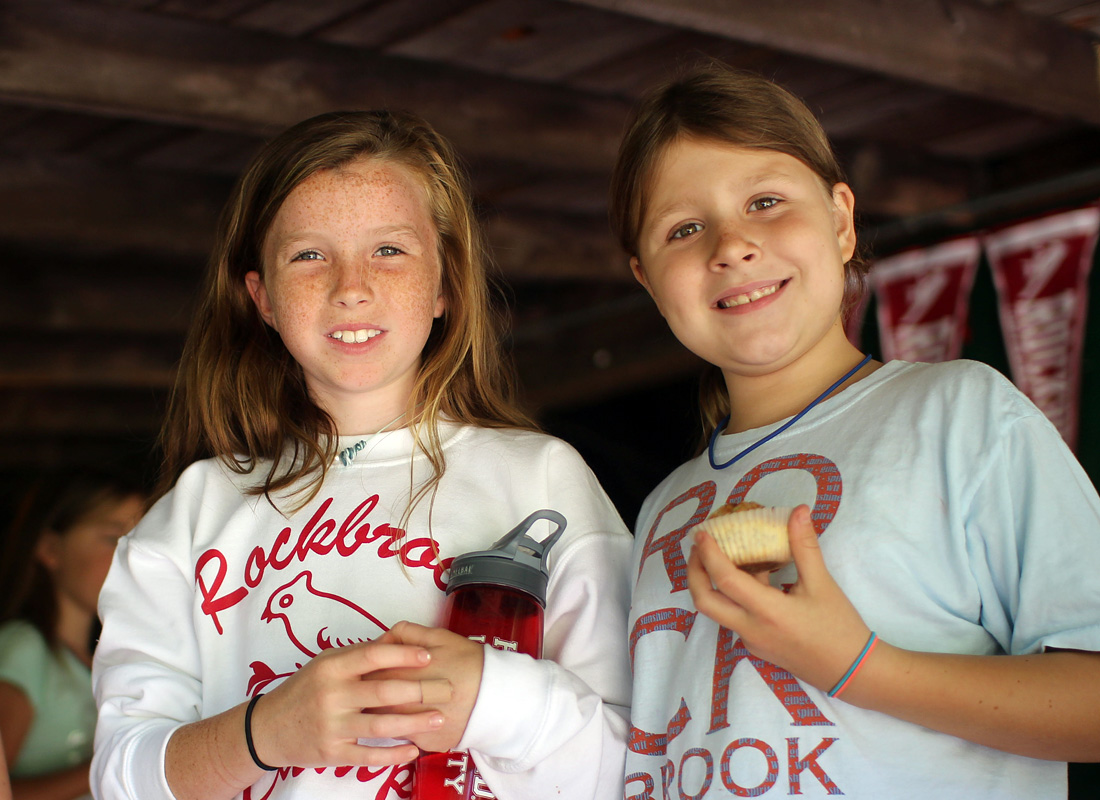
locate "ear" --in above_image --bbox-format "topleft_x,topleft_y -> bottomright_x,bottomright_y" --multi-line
630,255 -> 652,295
35,531 -> 62,571
831,183 -> 857,262
244,270 -> 277,328
630,255 -> 666,318
433,285 -> 446,319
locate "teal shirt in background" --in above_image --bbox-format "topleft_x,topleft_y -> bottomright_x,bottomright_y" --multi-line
0,620 -> 95,777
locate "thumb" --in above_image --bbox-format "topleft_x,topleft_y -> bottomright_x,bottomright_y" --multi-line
374,628 -> 398,644
787,505 -> 826,585
387,620 -> 443,647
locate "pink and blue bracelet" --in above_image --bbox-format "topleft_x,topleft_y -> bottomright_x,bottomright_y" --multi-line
827,631 -> 879,698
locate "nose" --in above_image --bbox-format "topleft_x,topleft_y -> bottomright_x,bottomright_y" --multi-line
709,226 -> 759,270
330,258 -> 372,306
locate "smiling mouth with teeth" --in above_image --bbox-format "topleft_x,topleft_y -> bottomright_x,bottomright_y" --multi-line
329,329 -> 382,343
717,281 -> 784,309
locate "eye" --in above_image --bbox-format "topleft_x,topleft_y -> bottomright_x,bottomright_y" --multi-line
291,249 -> 324,262
670,222 -> 702,240
375,245 -> 404,257
749,196 -> 781,212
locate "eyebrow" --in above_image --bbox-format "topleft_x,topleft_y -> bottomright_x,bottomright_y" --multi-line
271,224 -> 428,249
645,170 -> 800,225
371,224 -> 428,240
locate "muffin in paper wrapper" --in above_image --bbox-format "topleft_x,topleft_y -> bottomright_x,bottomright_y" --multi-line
694,506 -> 794,573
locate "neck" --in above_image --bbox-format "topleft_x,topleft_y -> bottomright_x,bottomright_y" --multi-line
313,374 -> 418,437
341,408 -> 410,438
321,394 -> 412,437
723,336 -> 873,434
54,593 -> 93,666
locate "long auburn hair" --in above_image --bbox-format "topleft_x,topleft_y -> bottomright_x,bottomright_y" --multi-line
608,62 -> 870,443
0,469 -> 143,650
156,110 -> 533,510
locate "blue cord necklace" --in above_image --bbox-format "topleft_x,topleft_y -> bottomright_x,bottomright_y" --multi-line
708,353 -> 872,470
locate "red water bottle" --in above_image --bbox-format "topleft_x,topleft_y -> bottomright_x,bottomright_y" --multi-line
412,509 -> 567,800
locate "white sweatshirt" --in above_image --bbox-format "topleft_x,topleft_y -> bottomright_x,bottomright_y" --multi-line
92,422 -> 632,800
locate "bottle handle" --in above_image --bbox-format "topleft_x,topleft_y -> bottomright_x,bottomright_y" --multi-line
492,509 -> 567,571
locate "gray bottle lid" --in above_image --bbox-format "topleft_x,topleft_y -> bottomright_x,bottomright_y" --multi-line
445,509 -> 567,606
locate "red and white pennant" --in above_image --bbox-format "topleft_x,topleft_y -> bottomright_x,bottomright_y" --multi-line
983,206 -> 1099,450
871,237 -> 981,364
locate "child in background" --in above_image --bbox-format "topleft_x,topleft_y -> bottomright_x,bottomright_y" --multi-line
609,62 -> 1100,799
91,110 -> 631,800
0,470 -> 145,799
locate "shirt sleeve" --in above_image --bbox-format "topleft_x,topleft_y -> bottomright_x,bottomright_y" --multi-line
0,622 -> 48,704
963,410 -> 1100,656
457,446 -> 633,800
90,498 -> 199,800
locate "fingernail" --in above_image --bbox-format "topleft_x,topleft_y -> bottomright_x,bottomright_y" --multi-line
418,649 -> 431,664
429,714 -> 444,727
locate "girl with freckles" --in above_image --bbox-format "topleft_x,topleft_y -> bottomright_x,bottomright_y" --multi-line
90,110 -> 631,800
611,62 -> 1100,798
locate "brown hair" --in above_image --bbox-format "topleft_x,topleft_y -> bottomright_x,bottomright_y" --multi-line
608,62 -> 869,439
0,469 -> 143,650
156,110 -> 533,511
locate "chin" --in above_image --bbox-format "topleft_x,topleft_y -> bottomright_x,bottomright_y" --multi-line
716,346 -> 799,374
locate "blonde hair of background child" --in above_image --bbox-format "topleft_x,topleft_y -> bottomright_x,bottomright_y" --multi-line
156,110 -> 533,511
608,62 -> 872,441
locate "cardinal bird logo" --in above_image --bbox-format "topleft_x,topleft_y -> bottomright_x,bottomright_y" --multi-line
261,570 -> 387,658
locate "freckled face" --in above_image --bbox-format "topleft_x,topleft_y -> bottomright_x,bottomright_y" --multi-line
631,138 -> 856,378
246,158 -> 445,432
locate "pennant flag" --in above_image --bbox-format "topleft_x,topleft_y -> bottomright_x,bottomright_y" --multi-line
983,206 -> 1099,450
871,237 -> 981,363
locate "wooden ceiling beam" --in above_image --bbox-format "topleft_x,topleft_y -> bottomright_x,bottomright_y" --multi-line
568,0 -> 1100,126
0,332 -> 183,388
0,152 -> 625,281
0,153 -> 228,258
0,265 -> 198,334
485,210 -> 625,281
0,0 -> 628,172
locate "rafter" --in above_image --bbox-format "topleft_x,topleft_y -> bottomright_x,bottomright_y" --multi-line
569,0 -> 1100,126
0,153 -> 623,281
0,0 -> 628,172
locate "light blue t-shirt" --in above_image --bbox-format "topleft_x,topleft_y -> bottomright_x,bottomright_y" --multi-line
0,619 -> 95,777
626,360 -> 1100,799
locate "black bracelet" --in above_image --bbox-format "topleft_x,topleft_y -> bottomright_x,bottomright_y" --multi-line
244,693 -> 278,772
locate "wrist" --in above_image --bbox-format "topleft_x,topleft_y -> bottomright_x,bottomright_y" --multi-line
827,631 -> 879,699
827,636 -> 901,709
245,694 -> 279,772
165,707 -> 270,799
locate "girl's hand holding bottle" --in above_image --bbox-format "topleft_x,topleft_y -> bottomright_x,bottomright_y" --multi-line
687,504 -> 873,695
246,638 -> 447,769
367,621 -> 485,754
